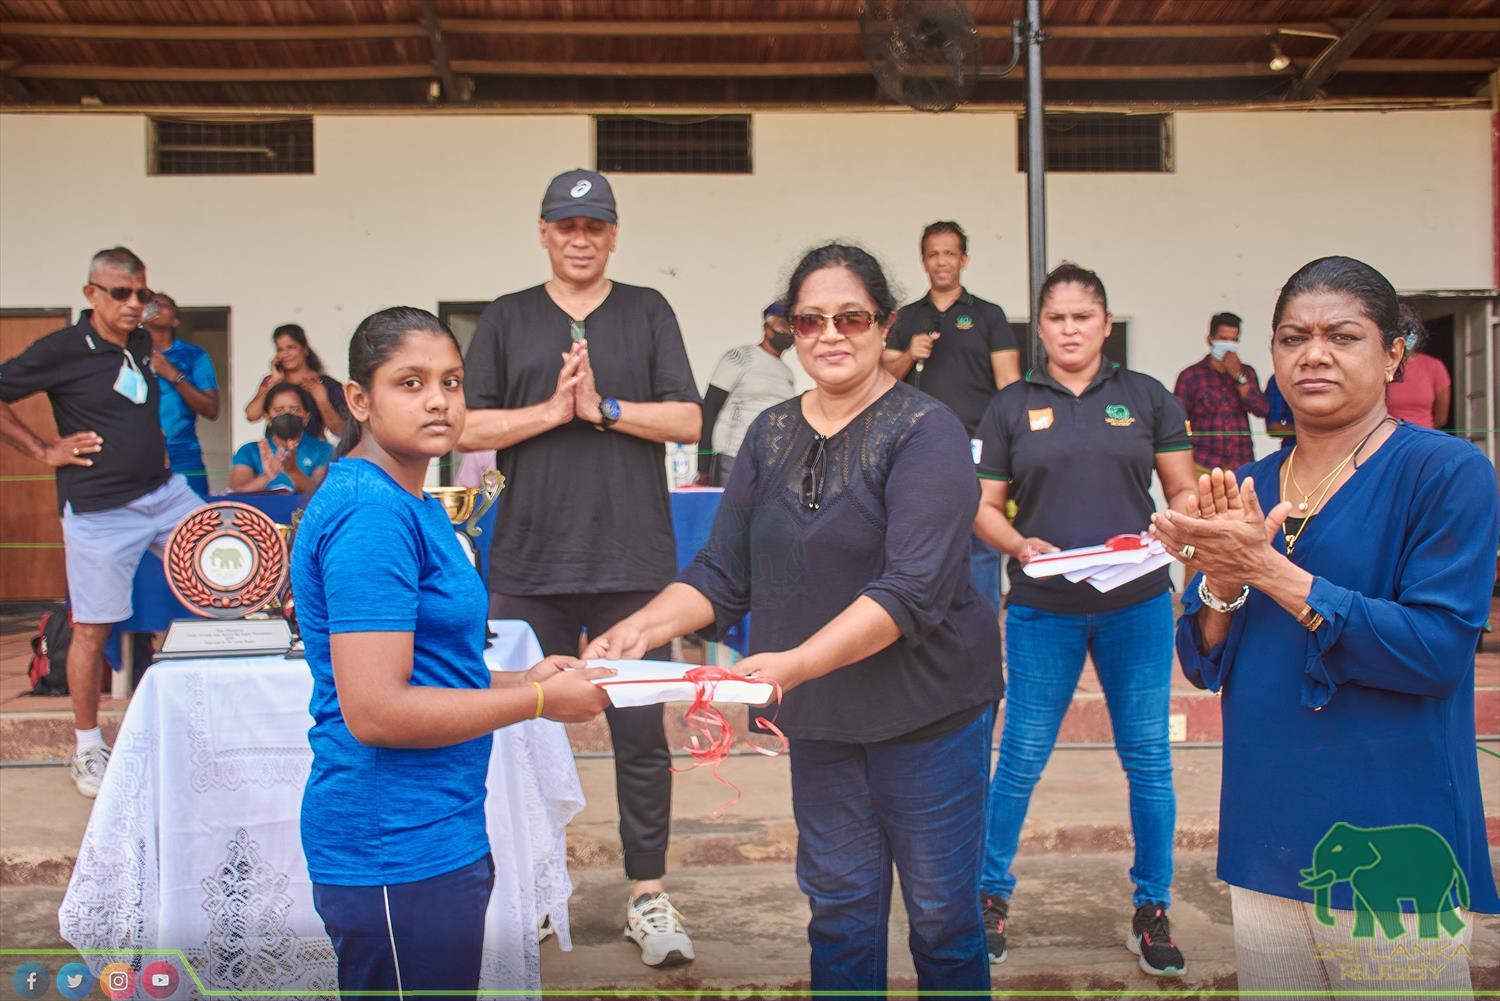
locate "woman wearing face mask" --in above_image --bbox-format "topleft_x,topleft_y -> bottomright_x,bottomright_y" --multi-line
245,323 -> 347,439
1384,304 -> 1451,430
230,382 -> 334,493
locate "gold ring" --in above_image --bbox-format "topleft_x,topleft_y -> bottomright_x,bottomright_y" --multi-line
71,447 -> 80,456
1180,544 -> 1196,561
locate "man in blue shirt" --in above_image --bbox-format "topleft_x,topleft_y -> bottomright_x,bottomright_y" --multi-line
145,293 -> 219,497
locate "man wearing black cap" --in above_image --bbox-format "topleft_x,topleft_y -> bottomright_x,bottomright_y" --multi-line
696,301 -> 796,486
460,168 -> 702,967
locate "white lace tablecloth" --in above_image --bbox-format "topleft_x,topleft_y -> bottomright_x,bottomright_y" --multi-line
59,620 -> 583,998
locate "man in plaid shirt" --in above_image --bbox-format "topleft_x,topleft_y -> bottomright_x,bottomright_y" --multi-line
1172,312 -> 1268,472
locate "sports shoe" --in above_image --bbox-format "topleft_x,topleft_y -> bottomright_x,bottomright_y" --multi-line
70,745 -> 111,798
981,892 -> 1009,965
1128,902 -> 1186,977
624,891 -> 694,967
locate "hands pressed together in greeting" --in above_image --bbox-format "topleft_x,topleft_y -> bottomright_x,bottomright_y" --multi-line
545,340 -> 606,428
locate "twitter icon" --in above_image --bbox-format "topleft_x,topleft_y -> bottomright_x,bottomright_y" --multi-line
57,962 -> 94,1000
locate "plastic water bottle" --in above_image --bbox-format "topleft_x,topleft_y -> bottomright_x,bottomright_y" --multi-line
669,444 -> 693,488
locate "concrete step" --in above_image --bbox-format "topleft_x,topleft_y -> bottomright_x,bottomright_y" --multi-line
10,747 -> 1498,890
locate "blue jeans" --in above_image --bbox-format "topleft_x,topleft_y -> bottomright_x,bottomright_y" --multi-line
970,533 -> 1001,618
791,707 -> 993,997
982,592 -> 1176,908
313,853 -> 494,1000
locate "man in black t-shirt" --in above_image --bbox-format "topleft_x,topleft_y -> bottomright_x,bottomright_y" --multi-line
460,169 -> 702,967
883,221 -> 1020,617
0,247 -> 204,799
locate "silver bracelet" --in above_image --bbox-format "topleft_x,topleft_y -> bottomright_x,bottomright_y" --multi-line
1197,576 -> 1249,614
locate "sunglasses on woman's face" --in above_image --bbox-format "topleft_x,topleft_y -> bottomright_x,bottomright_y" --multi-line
790,310 -> 878,339
89,282 -> 153,305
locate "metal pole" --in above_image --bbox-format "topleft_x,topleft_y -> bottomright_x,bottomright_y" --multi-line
1024,0 -> 1047,370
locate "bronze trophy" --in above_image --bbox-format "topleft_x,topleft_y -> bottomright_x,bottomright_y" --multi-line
158,501 -> 293,658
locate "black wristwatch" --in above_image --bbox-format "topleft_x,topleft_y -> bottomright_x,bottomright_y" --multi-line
597,397 -> 621,430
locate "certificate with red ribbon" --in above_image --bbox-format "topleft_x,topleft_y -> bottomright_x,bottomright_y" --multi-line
588,659 -> 774,708
589,660 -> 786,817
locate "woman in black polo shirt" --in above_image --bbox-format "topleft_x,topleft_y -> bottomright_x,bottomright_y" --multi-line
973,263 -> 1197,976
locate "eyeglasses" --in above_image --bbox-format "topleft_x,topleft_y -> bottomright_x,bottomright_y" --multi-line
88,282 -> 153,305
790,310 -> 878,339
801,435 -> 828,511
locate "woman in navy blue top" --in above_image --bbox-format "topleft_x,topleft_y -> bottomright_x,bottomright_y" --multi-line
290,307 -> 611,1001
587,244 -> 1002,996
1153,256 -> 1497,996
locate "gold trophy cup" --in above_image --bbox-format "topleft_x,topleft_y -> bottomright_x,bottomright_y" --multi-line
431,469 -> 506,538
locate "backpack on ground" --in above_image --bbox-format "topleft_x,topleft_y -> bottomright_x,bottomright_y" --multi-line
28,605 -> 72,696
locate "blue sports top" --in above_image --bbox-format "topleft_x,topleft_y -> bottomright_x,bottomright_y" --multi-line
291,457 -> 492,886
1177,423 -> 1498,913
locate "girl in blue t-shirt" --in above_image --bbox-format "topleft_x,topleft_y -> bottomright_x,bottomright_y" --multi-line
290,306 -> 612,1000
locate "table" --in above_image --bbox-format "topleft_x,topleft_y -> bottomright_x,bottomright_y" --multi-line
670,487 -> 748,656
61,621 -> 582,998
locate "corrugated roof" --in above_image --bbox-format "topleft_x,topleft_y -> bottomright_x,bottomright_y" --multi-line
1,0 -> 1494,110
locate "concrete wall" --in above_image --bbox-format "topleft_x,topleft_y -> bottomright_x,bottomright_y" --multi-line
0,108 -> 1492,466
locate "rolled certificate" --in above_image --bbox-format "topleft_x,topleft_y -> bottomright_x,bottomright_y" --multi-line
587,660 -> 775,709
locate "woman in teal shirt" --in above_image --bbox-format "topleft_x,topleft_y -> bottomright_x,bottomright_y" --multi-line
229,382 -> 333,493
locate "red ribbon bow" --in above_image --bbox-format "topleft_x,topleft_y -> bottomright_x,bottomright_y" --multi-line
671,665 -> 789,819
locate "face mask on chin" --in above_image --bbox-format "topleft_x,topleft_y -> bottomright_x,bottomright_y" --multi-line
269,414 -> 306,441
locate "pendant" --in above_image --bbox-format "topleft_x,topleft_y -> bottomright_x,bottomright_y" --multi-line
1297,501 -> 1309,512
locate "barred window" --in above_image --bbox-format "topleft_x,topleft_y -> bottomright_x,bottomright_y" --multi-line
149,116 -> 313,176
595,115 -> 752,174
1018,113 -> 1172,173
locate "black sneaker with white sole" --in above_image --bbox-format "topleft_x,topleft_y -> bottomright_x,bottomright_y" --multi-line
981,892 -> 1009,965
1128,902 -> 1185,977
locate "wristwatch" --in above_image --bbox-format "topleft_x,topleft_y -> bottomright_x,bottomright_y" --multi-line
597,397 -> 621,430
172,372 -> 187,385
1235,374 -> 1249,386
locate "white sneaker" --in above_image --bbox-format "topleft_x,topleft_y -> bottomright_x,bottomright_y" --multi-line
624,891 -> 694,967
70,745 -> 110,798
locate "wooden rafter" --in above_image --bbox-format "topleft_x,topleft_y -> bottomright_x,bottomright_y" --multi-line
0,17 -> 1495,42
1288,0 -> 1399,100
7,58 -> 1493,83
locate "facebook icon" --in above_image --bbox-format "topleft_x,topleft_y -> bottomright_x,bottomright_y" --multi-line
12,963 -> 50,999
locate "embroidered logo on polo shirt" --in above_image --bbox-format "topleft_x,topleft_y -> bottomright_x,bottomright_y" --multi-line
1105,404 -> 1135,427
1028,407 -> 1054,431
955,315 -> 974,330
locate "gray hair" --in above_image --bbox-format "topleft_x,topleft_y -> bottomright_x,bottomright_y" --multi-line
89,246 -> 145,279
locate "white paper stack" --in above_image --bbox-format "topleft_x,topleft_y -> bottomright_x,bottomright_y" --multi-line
586,660 -> 775,709
1021,533 -> 1175,593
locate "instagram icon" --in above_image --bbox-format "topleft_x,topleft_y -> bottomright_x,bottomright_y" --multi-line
100,962 -> 136,1000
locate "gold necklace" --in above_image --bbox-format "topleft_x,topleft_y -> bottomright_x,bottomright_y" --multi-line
1283,447 -> 1347,513
1279,419 -> 1390,554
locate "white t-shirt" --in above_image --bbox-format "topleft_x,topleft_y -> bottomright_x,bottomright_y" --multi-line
708,344 -> 796,459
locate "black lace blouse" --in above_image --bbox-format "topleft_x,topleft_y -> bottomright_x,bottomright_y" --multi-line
678,381 -> 1003,743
